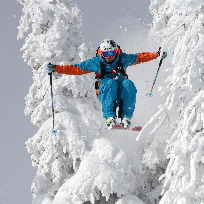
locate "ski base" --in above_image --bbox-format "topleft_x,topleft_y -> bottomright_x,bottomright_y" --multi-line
131,126 -> 142,131
111,124 -> 123,129
111,124 -> 142,131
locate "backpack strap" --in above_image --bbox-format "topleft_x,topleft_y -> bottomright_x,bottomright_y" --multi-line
116,55 -> 128,79
95,54 -> 128,80
95,61 -> 111,79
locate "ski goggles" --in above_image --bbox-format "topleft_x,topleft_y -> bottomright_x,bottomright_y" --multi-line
101,50 -> 117,58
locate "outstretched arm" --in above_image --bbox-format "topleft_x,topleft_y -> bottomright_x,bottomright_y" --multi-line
135,52 -> 158,65
122,52 -> 159,68
128,51 -> 167,66
49,58 -> 96,75
54,64 -> 92,75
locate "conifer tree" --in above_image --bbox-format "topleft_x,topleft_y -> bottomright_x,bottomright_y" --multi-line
137,0 -> 204,203
17,1 -> 144,203
17,0 -> 101,203
0,190 -> 3,204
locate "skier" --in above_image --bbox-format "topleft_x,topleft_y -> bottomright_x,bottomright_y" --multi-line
47,39 -> 167,130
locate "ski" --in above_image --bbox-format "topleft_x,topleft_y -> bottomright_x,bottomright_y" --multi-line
111,124 -> 124,129
111,124 -> 142,131
131,126 -> 142,131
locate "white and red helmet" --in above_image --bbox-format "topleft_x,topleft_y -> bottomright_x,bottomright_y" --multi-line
100,39 -> 118,51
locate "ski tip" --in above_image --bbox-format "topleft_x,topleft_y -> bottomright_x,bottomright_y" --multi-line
131,126 -> 142,131
111,124 -> 124,129
52,130 -> 57,134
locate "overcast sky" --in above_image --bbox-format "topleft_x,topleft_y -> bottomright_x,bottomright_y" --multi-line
0,1 -> 152,203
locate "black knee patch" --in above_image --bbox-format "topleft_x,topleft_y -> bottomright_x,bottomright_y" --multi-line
113,100 -> 117,117
118,99 -> 123,119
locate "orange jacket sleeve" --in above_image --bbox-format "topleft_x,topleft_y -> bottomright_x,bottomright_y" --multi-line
54,65 -> 92,75
130,52 -> 158,66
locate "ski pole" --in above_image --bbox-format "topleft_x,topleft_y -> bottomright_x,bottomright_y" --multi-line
147,47 -> 163,97
48,63 -> 57,134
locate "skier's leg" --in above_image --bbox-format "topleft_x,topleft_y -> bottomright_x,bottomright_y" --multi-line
98,79 -> 118,118
120,79 -> 137,119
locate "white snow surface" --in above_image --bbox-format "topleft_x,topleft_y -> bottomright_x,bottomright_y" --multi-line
115,195 -> 144,204
17,0 -> 204,203
53,138 -> 135,203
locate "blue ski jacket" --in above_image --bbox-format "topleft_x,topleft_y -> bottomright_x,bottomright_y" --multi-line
54,48 -> 158,85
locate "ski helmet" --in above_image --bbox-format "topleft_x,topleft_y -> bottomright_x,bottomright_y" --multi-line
100,39 -> 118,51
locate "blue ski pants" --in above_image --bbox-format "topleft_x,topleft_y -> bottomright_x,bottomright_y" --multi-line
98,79 -> 137,119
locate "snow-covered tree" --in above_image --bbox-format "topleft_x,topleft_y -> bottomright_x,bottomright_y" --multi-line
17,0 -> 101,203
0,190 -> 3,204
18,0 -> 204,203
137,0 -> 204,203
17,0 -> 145,204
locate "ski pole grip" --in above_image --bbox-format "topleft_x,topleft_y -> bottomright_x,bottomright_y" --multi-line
48,63 -> 53,85
48,63 -> 51,75
158,47 -> 161,57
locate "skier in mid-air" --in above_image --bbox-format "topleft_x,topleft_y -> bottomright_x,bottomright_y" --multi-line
47,39 -> 167,130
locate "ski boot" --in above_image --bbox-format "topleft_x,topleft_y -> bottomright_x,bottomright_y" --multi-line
121,117 -> 131,130
106,117 -> 117,130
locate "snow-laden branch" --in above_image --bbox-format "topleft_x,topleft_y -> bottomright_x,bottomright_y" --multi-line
138,0 -> 204,203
